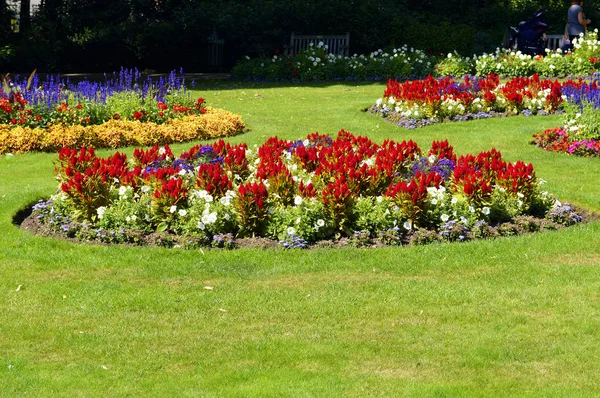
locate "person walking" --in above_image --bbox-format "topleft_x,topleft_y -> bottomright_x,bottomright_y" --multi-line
567,0 -> 591,44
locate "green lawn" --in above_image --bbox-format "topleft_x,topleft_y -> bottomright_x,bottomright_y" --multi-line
2,81 -> 600,396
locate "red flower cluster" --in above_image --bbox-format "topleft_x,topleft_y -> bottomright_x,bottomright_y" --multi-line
382,73 -> 564,113
197,163 -> 232,198
236,181 -> 270,235
55,131 -> 542,234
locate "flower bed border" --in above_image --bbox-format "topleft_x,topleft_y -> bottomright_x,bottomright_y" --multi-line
18,201 -> 592,250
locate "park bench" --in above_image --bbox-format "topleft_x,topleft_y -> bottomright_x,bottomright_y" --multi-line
284,33 -> 350,57
546,34 -> 564,51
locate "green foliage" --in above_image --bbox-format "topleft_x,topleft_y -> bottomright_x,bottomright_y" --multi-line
266,199 -> 330,242
434,52 -> 475,77
563,100 -> 600,140
352,196 -> 400,237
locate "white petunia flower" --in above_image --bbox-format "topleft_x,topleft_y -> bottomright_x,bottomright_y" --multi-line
441,214 -> 450,222
294,195 -> 303,206
97,206 -> 106,219
170,205 -> 177,214
179,209 -> 188,217
482,207 -> 490,215
287,226 -> 296,235
197,221 -> 205,230
316,219 -> 325,227
202,212 -> 217,224
403,221 -> 412,231
118,186 -> 128,196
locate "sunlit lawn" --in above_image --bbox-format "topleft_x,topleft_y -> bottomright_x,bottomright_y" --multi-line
2,80 -> 600,396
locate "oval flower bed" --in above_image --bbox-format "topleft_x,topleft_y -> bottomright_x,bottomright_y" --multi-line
370,74 -> 566,129
0,69 -> 246,153
23,130 -> 584,249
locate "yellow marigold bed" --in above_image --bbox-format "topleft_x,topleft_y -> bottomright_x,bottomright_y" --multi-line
0,107 -> 246,154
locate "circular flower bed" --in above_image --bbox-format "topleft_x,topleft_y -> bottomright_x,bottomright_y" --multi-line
23,130 -> 585,249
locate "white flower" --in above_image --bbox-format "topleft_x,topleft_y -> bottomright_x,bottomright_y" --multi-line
296,217 -> 301,224
469,206 -> 476,213
118,186 -> 127,196
220,196 -> 231,206
202,212 -> 217,224
403,221 -> 412,231
517,192 -> 525,198
158,147 -> 166,155
451,197 -> 458,204
441,214 -> 450,222
287,226 -> 296,235
178,169 -> 187,176
169,205 -> 177,214
428,155 -> 436,164
141,185 -> 151,193
460,216 -> 469,226
197,221 -> 205,230
96,206 -> 106,219
178,209 -> 188,217
482,207 -> 490,215
294,195 -> 303,206
316,219 -> 325,227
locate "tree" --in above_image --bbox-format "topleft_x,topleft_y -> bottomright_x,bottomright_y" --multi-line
19,0 -> 29,33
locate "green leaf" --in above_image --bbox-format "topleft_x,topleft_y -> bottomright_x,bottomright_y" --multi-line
156,222 -> 168,232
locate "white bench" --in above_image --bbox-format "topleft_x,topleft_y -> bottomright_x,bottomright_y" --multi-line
284,33 -> 350,57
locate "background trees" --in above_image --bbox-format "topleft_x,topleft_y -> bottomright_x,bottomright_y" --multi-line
0,0 -> 597,72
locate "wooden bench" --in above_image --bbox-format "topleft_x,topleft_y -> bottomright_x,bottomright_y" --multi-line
546,34 -> 564,51
284,33 -> 350,57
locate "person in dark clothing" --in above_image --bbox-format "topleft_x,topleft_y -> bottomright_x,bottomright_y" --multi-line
567,0 -> 591,43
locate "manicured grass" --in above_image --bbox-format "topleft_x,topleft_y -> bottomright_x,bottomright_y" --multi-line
2,81 -> 600,396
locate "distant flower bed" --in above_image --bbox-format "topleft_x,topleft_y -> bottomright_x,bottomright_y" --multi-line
1,69 -> 203,128
532,127 -> 600,156
370,74 -> 565,128
0,69 -> 246,153
28,131 -> 583,249
0,108 -> 246,154
231,31 -> 600,81
532,79 -> 600,156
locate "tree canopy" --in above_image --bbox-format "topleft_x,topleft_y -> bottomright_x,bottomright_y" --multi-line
0,0 -> 596,72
